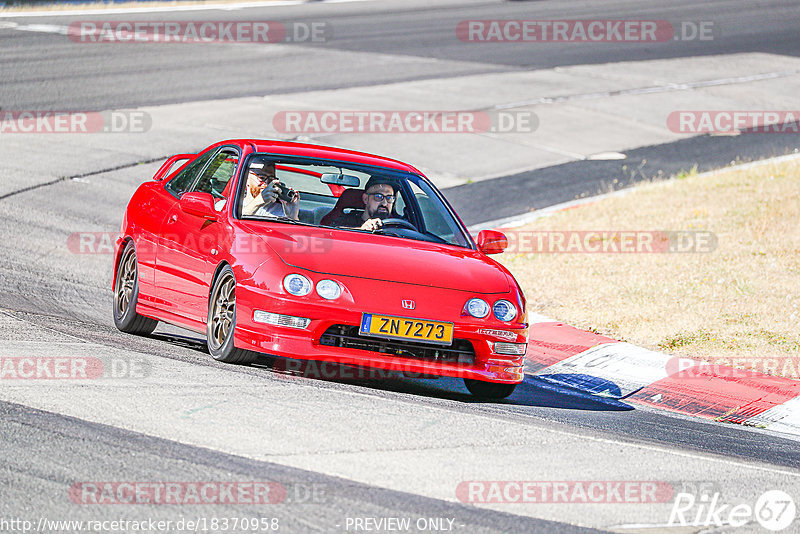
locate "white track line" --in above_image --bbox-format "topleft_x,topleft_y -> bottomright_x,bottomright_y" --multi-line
0,0 -> 374,18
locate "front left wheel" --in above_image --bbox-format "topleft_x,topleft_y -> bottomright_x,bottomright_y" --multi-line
464,378 -> 517,400
113,241 -> 158,336
207,265 -> 257,364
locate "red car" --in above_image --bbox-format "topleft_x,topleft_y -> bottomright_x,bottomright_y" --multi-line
113,139 -> 528,399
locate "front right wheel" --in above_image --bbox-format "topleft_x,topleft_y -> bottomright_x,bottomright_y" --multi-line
463,378 -> 517,400
207,265 -> 257,364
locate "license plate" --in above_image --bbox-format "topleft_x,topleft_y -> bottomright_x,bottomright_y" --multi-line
360,313 -> 453,345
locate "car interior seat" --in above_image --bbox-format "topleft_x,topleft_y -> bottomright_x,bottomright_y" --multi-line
320,189 -> 365,226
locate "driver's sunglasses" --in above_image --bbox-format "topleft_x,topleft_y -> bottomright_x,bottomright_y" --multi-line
368,193 -> 395,203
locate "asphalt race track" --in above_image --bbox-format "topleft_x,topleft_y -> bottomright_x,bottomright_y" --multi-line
1,1 -> 800,533
2,0 -> 800,111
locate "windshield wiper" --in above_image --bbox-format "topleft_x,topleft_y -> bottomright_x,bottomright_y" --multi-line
252,215 -> 316,227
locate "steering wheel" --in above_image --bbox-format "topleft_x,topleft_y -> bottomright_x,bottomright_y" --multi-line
375,218 -> 417,232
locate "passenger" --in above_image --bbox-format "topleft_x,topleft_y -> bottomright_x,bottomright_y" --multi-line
242,162 -> 299,220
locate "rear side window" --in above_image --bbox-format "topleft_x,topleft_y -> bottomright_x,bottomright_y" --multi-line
194,150 -> 239,199
165,149 -> 215,197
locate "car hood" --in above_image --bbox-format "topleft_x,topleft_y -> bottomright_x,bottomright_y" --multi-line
242,223 -> 511,293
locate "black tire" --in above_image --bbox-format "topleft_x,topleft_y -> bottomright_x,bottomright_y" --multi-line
113,241 -> 158,336
463,378 -> 517,400
207,265 -> 257,364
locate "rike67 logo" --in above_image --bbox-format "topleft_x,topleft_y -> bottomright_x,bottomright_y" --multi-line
669,490 -> 796,531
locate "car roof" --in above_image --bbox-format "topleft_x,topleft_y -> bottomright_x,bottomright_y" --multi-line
210,139 -> 422,174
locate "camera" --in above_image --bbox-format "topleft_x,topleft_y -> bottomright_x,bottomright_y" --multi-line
276,182 -> 298,203
261,180 -> 297,203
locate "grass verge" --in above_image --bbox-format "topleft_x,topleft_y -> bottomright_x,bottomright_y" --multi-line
498,155 -> 800,379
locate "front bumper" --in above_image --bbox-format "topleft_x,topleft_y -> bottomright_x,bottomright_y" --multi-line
234,286 -> 527,383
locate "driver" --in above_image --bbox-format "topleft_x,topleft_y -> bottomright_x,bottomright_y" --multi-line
333,177 -> 397,231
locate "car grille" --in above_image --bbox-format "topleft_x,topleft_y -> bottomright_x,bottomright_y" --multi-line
319,325 -> 475,365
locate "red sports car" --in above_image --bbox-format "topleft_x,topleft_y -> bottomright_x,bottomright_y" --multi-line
113,139 -> 528,399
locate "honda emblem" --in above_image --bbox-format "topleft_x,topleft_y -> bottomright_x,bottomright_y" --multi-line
401,299 -> 415,310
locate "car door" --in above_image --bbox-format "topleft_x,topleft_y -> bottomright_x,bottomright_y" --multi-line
136,150 -> 214,304
155,147 -> 240,323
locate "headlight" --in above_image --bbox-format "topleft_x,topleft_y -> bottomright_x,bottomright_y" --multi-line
283,274 -> 311,296
493,300 -> 517,322
316,279 -> 341,300
465,298 -> 490,318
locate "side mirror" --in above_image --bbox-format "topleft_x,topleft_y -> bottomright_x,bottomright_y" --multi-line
153,154 -> 194,181
476,229 -> 508,255
179,192 -> 217,221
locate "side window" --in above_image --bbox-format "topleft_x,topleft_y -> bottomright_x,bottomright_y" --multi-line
165,150 -> 215,197
194,150 -> 239,199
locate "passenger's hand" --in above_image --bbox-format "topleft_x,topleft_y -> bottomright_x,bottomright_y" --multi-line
260,180 -> 281,205
283,192 -> 300,220
360,218 -> 383,232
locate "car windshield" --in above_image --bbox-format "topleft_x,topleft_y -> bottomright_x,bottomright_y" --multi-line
238,155 -> 472,248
